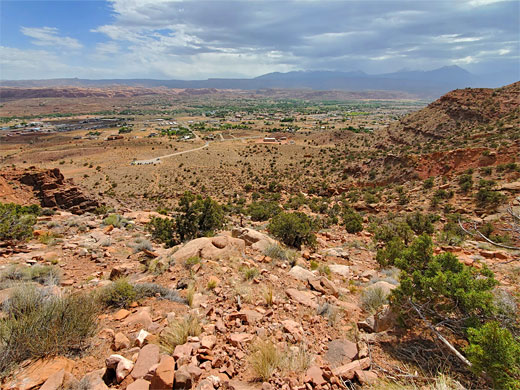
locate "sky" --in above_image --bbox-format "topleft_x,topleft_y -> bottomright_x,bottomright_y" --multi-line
0,0 -> 519,80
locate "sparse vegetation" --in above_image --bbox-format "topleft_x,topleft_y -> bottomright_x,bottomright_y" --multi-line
102,214 -> 129,228
159,314 -> 201,354
0,203 -> 40,241
249,339 -> 284,381
0,285 -> 99,375
361,285 -> 388,314
176,191 -> 225,241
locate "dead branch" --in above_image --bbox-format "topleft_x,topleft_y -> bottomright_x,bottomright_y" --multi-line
458,218 -> 520,250
408,300 -> 472,368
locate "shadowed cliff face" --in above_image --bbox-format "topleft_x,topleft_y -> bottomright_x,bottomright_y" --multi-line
1,167 -> 100,214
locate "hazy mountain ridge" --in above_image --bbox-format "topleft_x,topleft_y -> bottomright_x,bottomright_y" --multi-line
1,66 -> 517,99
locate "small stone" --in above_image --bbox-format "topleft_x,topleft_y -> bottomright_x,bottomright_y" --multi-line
228,333 -> 254,347
131,344 -> 160,379
150,355 -> 175,390
200,335 -> 217,349
281,319 -> 304,342
127,378 -> 151,390
355,369 -> 378,385
113,332 -> 131,351
113,309 -> 131,320
305,365 -> 326,386
135,329 -> 152,347
333,358 -> 371,380
174,365 -> 192,389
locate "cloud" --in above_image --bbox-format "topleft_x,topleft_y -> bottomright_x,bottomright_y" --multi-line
20,26 -> 83,50
3,0 -> 519,79
88,0 -> 518,77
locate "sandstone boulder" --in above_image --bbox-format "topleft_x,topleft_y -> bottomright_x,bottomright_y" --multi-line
289,265 -> 317,282
5,357 -> 74,390
172,235 -> 245,262
232,228 -> 277,251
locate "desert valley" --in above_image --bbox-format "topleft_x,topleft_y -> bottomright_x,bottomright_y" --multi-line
0,80 -> 518,390
1,1 -> 519,389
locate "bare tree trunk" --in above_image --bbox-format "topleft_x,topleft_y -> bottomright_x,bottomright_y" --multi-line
408,300 -> 472,368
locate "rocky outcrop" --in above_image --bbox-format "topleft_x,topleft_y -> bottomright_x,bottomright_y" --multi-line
0,167 -> 99,214
172,235 -> 245,262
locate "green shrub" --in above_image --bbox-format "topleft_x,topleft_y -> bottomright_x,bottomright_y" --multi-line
98,278 -> 136,308
0,264 -> 61,287
405,212 -> 436,235
371,215 -> 414,245
246,201 -> 281,222
376,237 -> 406,267
423,177 -> 434,190
130,237 -> 153,253
0,285 -> 99,375
132,283 -> 184,303
389,234 -> 497,329
176,191 -> 224,241
466,322 -> 520,389
342,207 -> 363,233
475,180 -> 504,209
102,214 -> 129,228
267,212 -> 317,249
458,173 -> 473,193
438,215 -> 466,245
0,203 -> 40,241
243,267 -> 259,280
98,280 -> 184,308
184,256 -> 201,269
147,217 -> 177,247
263,244 -> 296,263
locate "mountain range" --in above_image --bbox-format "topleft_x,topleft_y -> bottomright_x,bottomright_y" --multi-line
1,66 -> 518,98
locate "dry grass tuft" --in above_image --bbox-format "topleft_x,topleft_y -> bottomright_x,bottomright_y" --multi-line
249,339 -> 284,381
159,314 -> 201,354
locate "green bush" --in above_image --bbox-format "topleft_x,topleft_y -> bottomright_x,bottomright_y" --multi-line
475,180 -> 504,209
405,212 -> 436,235
385,233 -> 498,334
458,173 -> 473,193
246,201 -> 281,222
381,234 -> 516,385
342,207 -> 363,233
438,215 -> 466,245
98,279 -> 184,308
423,177 -> 434,190
98,278 -> 137,308
361,285 -> 388,314
466,322 -> 520,389
263,244 -> 297,264
0,203 -> 40,241
102,214 -> 129,228
267,212 -> 317,249
0,285 -> 99,375
371,215 -> 414,245
176,191 -> 224,241
147,217 -> 176,247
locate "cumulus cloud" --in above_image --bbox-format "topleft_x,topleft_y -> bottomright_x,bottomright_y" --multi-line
3,0 -> 519,79
89,0 -> 519,77
20,26 -> 83,50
